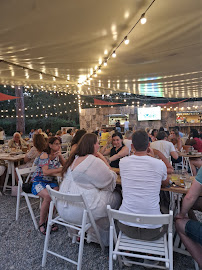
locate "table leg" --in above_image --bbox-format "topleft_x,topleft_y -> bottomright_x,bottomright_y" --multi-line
2,161 -> 15,192
3,161 -> 11,192
11,162 -> 15,187
188,158 -> 193,176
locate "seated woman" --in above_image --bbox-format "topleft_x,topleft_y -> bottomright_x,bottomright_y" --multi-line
186,129 -> 202,175
31,136 -> 66,235
150,129 -> 158,142
70,129 -> 86,154
8,132 -> 28,150
19,134 -> 47,169
99,132 -> 129,168
58,133 -> 121,246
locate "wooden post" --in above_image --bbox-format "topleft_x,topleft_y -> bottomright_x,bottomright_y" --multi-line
15,86 -> 25,134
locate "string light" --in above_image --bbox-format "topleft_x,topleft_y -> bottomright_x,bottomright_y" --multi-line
124,36 -> 129,45
78,0 -> 156,87
140,13 -> 147,24
112,51 -> 116,58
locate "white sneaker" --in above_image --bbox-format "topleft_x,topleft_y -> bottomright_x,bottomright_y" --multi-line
143,259 -> 159,268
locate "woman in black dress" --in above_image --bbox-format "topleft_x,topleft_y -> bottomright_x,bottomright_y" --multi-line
99,132 -> 129,168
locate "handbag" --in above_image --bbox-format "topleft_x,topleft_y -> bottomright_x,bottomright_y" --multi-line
22,182 -> 32,193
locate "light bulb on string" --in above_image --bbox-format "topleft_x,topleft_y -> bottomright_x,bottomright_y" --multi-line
112,51 -> 116,58
140,13 -> 147,24
39,73 -> 43,80
104,61 -> 107,66
94,73 -> 97,77
98,68 -> 101,73
124,36 -> 129,45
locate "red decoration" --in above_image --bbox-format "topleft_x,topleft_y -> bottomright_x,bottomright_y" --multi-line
94,98 -> 123,106
0,92 -> 19,101
156,99 -> 189,106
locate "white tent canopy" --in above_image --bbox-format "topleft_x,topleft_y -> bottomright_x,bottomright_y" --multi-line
0,0 -> 201,98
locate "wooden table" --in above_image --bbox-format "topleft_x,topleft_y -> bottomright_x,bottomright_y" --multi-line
0,152 -> 25,192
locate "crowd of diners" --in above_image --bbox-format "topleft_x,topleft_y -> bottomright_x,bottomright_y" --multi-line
0,125 -> 202,268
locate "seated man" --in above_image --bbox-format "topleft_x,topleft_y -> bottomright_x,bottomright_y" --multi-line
175,167 -> 202,268
119,130 -> 169,241
8,132 -> 28,149
61,128 -> 73,143
150,131 -> 178,160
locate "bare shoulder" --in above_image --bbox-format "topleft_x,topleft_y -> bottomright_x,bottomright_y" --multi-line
40,152 -> 48,160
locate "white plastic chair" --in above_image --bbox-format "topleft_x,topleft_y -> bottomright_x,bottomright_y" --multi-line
107,206 -> 173,270
15,166 -> 40,230
42,186 -> 105,269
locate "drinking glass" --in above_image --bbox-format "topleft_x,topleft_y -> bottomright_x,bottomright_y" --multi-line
184,178 -> 192,189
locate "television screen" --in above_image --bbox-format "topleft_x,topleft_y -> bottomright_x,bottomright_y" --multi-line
138,107 -> 161,121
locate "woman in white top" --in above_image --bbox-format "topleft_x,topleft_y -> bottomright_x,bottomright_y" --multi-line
58,133 -> 121,246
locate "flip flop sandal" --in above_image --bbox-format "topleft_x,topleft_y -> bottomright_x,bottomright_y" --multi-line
51,223 -> 58,232
39,223 -> 46,235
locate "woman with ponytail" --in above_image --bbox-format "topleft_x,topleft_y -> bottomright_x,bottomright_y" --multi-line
58,133 -> 121,246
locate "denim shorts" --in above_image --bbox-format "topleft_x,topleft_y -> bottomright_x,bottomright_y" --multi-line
185,220 -> 202,245
31,181 -> 58,195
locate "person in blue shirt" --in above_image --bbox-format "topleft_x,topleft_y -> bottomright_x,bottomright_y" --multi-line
174,126 -> 184,138
175,167 -> 202,268
29,129 -> 34,139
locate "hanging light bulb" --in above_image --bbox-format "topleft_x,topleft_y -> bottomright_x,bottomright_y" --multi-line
140,13 -> 147,24
94,73 -> 97,77
112,51 -> 116,58
104,61 -> 107,66
53,76 -> 56,81
98,68 -> 101,73
39,73 -> 43,79
124,36 -> 129,45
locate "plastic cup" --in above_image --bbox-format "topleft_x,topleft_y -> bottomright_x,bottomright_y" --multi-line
184,179 -> 192,189
180,176 -> 184,185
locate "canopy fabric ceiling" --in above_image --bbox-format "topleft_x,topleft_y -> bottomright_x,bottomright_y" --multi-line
0,92 -> 19,101
0,0 -> 201,98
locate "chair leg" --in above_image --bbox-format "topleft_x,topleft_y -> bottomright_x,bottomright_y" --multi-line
16,184 -> 21,221
42,201 -> 54,267
194,260 -> 199,270
24,195 -> 38,230
109,226 -> 113,270
168,233 -> 173,270
77,211 -> 87,270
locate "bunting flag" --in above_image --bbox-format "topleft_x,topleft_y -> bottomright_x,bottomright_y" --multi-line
156,99 -> 189,106
94,98 -> 123,106
0,92 -> 19,101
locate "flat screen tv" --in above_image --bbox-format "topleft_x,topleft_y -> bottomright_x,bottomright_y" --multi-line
137,107 -> 161,121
